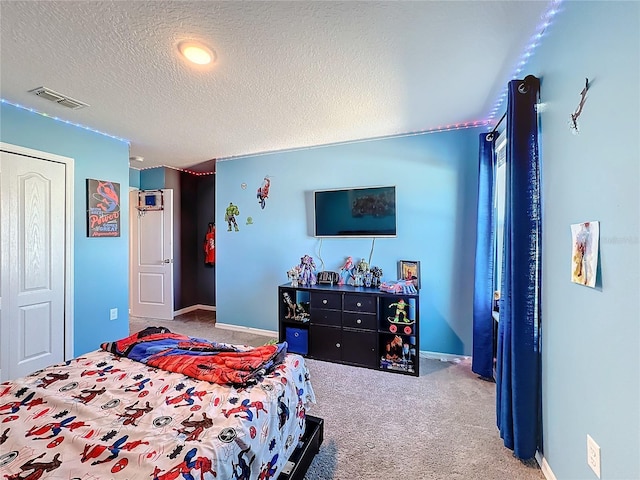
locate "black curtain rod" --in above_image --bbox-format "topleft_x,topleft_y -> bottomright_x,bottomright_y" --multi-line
489,111 -> 507,137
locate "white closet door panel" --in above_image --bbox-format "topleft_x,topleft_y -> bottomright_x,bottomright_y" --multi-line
1,151 -> 65,379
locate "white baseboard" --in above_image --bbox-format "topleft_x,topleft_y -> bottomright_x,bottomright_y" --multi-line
536,451 -> 557,480
174,304 -> 216,316
419,350 -> 470,363
214,322 -> 277,338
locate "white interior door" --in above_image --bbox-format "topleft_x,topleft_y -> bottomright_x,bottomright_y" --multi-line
0,150 -> 66,380
130,189 -> 174,320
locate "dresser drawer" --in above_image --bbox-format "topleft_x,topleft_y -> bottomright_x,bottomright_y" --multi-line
309,308 -> 342,327
310,292 -> 342,310
343,295 -> 376,313
342,312 -> 377,331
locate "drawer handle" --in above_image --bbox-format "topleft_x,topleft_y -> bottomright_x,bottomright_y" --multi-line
356,302 -> 362,307
322,299 -> 328,304
336,343 -> 341,348
294,333 -> 299,337
356,319 -> 362,324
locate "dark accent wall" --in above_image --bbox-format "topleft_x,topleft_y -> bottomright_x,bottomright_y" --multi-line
196,175 -> 216,305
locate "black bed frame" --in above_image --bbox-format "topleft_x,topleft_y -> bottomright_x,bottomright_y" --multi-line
278,415 -> 324,480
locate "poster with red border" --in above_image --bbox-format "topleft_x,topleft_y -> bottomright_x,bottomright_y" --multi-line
86,178 -> 121,237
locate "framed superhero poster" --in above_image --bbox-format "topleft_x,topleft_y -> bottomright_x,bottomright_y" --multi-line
86,178 -> 121,237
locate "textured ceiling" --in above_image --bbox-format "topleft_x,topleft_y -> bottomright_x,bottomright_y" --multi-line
0,1 -> 551,170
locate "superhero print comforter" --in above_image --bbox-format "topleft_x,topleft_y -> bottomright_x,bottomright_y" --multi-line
0,331 -> 316,480
100,329 -> 288,387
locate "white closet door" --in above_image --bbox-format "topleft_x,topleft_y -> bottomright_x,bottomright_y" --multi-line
0,151 -> 66,380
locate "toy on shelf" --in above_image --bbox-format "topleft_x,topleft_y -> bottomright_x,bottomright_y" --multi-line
282,291 -> 310,322
338,256 -> 355,286
287,266 -> 301,287
379,279 -> 418,295
298,254 -> 317,286
370,266 -> 383,288
384,335 -> 404,361
387,298 -> 415,334
353,258 -> 369,287
380,335 -> 415,373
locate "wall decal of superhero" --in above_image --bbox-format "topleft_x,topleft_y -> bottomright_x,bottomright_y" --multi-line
256,176 -> 271,209
225,202 -> 240,232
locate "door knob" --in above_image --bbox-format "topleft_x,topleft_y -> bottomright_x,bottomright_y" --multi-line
163,259 -> 171,263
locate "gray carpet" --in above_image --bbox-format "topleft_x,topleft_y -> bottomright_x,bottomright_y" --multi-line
130,313 -> 544,480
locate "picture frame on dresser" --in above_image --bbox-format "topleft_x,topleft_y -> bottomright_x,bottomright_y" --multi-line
398,260 -> 420,289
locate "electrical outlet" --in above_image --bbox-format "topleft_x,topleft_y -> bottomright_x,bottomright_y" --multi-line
110,308 -> 118,321
587,434 -> 601,478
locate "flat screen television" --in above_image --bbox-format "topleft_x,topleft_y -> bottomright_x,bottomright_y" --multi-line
314,186 -> 397,237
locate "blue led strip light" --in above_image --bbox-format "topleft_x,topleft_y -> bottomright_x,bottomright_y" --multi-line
1,98 -> 130,144
486,0 -> 564,124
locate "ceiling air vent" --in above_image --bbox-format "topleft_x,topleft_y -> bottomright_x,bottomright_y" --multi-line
28,87 -> 89,110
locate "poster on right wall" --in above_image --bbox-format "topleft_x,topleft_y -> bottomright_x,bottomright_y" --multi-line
570,221 -> 599,288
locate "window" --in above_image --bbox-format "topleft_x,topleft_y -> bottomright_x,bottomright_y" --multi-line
493,131 -> 507,309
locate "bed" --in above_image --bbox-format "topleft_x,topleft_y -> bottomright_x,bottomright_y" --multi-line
0,327 -> 322,480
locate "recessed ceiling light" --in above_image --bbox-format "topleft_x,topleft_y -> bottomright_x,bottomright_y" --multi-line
178,41 -> 215,66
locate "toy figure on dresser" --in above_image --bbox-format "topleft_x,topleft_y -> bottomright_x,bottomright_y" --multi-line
298,255 -> 317,286
363,271 -> 373,288
379,279 -> 417,295
384,335 -> 404,361
338,256 -> 355,286
287,266 -> 301,287
282,292 -> 310,322
353,258 -> 369,287
387,299 -> 415,335
381,335 -> 415,373
370,266 -> 383,288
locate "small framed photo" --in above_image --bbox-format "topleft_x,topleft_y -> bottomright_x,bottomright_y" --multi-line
398,260 -> 420,289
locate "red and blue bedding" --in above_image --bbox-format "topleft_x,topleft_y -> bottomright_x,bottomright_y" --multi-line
0,328 -> 315,479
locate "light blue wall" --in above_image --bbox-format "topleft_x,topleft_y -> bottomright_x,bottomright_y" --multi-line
140,167 -> 165,190
1,103 -> 131,356
129,168 -> 140,189
216,128 -> 480,355
525,2 -> 639,479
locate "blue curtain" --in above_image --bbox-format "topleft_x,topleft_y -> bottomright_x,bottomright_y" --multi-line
472,133 -> 496,379
496,75 -> 542,460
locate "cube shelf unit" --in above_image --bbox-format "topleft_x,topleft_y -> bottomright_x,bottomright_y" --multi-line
278,284 -> 419,376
